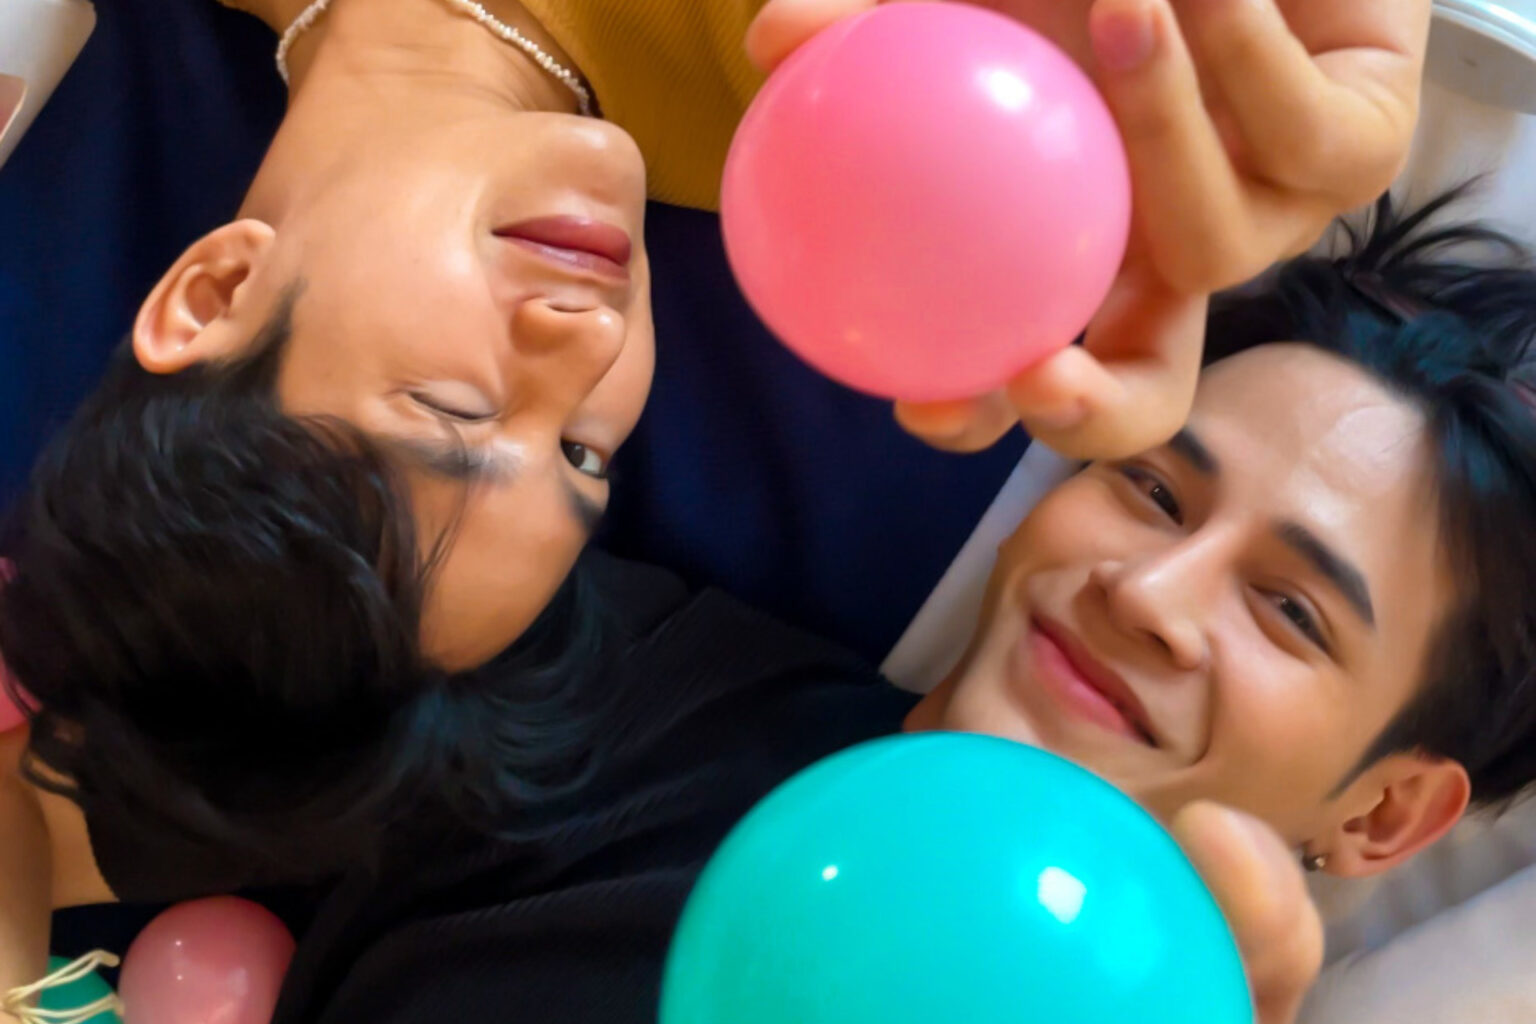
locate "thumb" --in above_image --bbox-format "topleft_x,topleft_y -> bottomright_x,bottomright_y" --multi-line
1171,803 -> 1325,1024
745,0 -> 880,72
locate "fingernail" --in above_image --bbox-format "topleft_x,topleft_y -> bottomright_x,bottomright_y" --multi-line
1027,400 -> 1087,433
1093,5 -> 1156,73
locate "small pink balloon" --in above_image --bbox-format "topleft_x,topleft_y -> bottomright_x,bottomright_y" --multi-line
0,685 -> 25,734
723,3 -> 1131,403
120,897 -> 296,1024
0,560 -> 28,733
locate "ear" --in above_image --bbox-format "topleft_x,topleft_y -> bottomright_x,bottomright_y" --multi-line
133,219 -> 278,374
1318,753 -> 1471,879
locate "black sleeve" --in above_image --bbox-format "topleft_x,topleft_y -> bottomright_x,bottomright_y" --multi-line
80,795 -> 288,905
272,567 -> 919,1024
300,875 -> 692,1024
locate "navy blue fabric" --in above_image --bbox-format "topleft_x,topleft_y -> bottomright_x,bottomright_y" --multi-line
0,0 -> 286,500
604,205 -> 1028,660
0,0 -> 288,964
0,0 -> 1028,666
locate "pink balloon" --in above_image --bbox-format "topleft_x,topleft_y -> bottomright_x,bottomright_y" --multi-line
0,685 -> 25,734
120,897 -> 296,1024
0,560 -> 28,733
722,3 -> 1131,403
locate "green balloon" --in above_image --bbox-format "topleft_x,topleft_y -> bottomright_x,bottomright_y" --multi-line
39,957 -> 122,1024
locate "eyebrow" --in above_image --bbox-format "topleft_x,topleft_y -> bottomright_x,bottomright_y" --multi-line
1160,427 -> 1375,628
390,437 -> 607,538
1276,521 -> 1376,628
1167,428 -> 1219,476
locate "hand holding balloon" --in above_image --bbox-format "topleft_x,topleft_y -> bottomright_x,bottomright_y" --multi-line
660,735 -> 1295,1024
743,0 -> 1434,460
724,3 -> 1131,405
727,1 -> 1195,461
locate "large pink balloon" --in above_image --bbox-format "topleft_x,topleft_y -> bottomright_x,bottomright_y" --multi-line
722,3 -> 1131,403
120,897 -> 296,1024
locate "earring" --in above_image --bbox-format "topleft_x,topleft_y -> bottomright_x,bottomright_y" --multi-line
1301,850 -> 1328,873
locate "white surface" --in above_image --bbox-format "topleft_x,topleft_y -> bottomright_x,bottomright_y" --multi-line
0,0 -> 95,171
880,443 -> 1074,692
1428,0 -> 1536,113
1300,834 -> 1536,1024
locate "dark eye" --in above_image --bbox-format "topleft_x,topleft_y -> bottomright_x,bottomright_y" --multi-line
410,393 -> 496,423
1270,592 -> 1328,650
1119,466 -> 1182,524
562,440 -> 609,480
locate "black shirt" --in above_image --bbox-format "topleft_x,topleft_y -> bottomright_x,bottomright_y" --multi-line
85,554 -> 917,1023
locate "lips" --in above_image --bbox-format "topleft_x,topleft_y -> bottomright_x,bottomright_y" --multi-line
1030,617 -> 1157,746
495,216 -> 633,280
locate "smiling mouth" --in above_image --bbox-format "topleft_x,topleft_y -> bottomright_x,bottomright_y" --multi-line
1026,619 -> 1158,746
494,216 -> 633,281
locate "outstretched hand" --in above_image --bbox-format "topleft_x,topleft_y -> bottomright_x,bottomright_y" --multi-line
746,0 -> 1431,459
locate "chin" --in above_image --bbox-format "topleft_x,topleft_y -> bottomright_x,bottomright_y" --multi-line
928,682 -> 1046,751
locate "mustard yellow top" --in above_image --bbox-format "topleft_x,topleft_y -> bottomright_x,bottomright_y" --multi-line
522,0 -> 767,210
227,0 -> 767,210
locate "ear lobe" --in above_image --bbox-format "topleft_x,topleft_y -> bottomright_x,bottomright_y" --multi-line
133,219 -> 278,374
1322,755 -> 1471,879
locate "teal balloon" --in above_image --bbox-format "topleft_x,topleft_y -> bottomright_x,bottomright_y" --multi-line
40,957 -> 122,1024
661,734 -> 1251,1024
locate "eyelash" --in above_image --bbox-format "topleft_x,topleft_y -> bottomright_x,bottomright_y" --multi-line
1117,466 -> 1332,655
562,441 -> 610,480
410,395 -> 610,481
410,394 -> 496,424
1118,465 -> 1183,525
1264,591 -> 1330,653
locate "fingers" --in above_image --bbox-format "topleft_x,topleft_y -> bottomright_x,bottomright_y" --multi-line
1170,0 -> 1425,202
1003,264 -> 1206,460
1167,0 -> 1331,186
1089,0 -> 1257,292
1002,344 -> 1183,460
1090,0 -> 1426,291
893,394 -> 1020,453
745,0 -> 879,72
1172,803 -> 1325,1024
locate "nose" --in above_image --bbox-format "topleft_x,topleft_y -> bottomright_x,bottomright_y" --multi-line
1088,547 -> 1213,672
511,298 -> 627,394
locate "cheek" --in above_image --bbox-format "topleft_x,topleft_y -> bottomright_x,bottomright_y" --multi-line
1004,476 -> 1127,575
1195,649 -> 1360,820
607,322 -> 657,431
275,334 -> 357,417
296,194 -> 497,351
418,478 -> 587,669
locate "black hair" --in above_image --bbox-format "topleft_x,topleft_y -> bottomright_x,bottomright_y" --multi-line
1208,186 -> 1536,808
0,293 -> 613,877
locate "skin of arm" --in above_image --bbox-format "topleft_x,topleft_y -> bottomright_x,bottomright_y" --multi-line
0,729 -> 114,1024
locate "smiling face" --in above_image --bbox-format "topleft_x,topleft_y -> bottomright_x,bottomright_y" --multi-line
272,112 -> 653,670
918,344 -> 1457,843
139,99 -> 655,671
